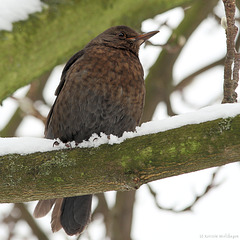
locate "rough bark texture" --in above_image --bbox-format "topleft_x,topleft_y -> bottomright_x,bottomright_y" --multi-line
0,115 -> 240,203
222,0 -> 239,103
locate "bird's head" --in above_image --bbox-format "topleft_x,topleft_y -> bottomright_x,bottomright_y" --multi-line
87,25 -> 159,56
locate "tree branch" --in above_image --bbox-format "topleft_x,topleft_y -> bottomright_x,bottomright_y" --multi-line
0,114 -> 240,203
146,167 -> 221,213
222,0 -> 239,103
174,58 -> 225,92
15,203 -> 49,240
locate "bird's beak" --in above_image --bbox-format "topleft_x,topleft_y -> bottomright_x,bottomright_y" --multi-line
128,30 -> 159,45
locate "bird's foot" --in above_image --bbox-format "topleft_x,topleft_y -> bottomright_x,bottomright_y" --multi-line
65,142 -> 72,148
53,140 -> 76,148
53,140 -> 60,147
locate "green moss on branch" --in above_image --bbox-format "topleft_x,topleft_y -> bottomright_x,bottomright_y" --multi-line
0,114 -> 240,203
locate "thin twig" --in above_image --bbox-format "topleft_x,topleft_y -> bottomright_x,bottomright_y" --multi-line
10,96 -> 46,123
147,168 -> 222,213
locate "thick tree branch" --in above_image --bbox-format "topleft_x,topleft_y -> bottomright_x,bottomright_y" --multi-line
0,114 -> 240,203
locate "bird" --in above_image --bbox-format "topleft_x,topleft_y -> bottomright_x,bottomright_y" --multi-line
33,25 -> 159,236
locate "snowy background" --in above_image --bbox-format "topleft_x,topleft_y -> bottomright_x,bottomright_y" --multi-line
0,0 -> 240,240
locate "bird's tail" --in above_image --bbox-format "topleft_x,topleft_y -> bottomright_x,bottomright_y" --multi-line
60,195 -> 92,235
33,195 -> 92,236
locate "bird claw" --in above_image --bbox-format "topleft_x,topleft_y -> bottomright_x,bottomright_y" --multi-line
53,140 -> 60,147
65,142 -> 72,148
53,140 -> 75,148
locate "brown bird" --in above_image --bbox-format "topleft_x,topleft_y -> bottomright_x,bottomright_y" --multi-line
33,25 -> 158,236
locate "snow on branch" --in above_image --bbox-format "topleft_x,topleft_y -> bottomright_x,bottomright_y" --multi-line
1,104 -> 240,156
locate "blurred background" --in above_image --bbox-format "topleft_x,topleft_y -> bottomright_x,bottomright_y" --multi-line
0,0 -> 240,239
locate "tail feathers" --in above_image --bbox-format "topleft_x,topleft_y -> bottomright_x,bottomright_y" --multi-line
51,198 -> 64,232
33,195 -> 92,236
60,195 -> 93,235
33,198 -> 56,218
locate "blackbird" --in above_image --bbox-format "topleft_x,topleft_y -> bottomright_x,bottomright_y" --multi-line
33,25 -> 158,236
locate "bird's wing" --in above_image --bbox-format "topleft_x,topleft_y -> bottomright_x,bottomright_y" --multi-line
45,50 -> 84,137
55,50 -> 85,96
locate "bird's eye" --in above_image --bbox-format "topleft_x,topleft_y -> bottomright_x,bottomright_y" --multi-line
118,32 -> 126,38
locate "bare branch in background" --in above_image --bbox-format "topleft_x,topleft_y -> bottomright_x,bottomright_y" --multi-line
0,71 -> 50,137
174,58 -> 225,92
92,193 -> 111,237
147,168 -> 222,213
222,0 -> 239,103
145,37 -> 186,54
2,203 -> 49,240
10,96 -> 46,123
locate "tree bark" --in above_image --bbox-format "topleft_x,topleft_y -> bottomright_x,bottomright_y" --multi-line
0,114 -> 240,203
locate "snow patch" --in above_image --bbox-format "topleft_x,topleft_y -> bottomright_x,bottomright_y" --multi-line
0,0 -> 44,31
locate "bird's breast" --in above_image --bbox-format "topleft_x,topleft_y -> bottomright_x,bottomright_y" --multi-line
69,46 -> 145,105
62,46 -> 145,133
